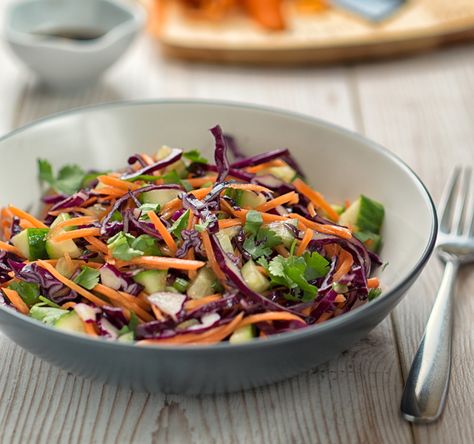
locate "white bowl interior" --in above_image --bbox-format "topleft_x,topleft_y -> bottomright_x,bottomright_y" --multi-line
0,102 -> 434,294
9,0 -> 132,36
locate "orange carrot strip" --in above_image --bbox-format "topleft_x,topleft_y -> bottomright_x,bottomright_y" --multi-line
275,245 -> 290,258
237,311 -> 306,329
245,159 -> 286,174
19,220 -> 35,229
142,153 -> 155,166
333,249 -> 354,282
61,302 -> 76,309
2,288 -> 29,315
184,294 -> 222,311
0,241 -> 24,257
218,219 -> 242,229
307,202 -> 316,217
94,187 -> 127,198
84,236 -> 109,255
50,216 -> 97,234
186,248 -> 197,280
128,256 -> 205,271
8,205 -> 47,229
118,290 -> 150,311
83,321 -> 98,336
316,312 -> 333,323
289,214 -> 352,239
161,187 -> 213,217
147,211 -> 177,255
367,277 -> 380,288
98,175 -> 141,191
186,176 -> 217,187
201,231 -> 226,280
152,305 -> 165,321
227,183 -> 272,194
296,228 -> 314,256
256,191 -> 298,213
50,227 -> 101,243
242,0 -> 285,30
36,260 -> 106,307
293,178 -> 340,222
48,207 -> 96,217
335,294 -> 346,304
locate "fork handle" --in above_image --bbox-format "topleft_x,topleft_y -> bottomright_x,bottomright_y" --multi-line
400,260 -> 458,423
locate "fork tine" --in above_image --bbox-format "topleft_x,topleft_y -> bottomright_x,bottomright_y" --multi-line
451,167 -> 471,234
439,166 -> 461,233
464,170 -> 474,236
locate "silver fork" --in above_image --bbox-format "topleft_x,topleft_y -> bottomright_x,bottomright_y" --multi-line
401,166 -> 474,423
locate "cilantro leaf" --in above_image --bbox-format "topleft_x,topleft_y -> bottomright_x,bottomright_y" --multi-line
8,281 -> 40,306
195,220 -> 211,232
169,210 -> 190,240
244,211 -> 263,236
138,203 -> 160,220
37,159 -> 86,195
243,237 -> 272,259
256,227 -> 282,248
303,251 -> 329,281
74,266 -> 100,290
131,235 -> 161,256
368,288 -> 382,301
107,232 -> 144,261
38,296 -> 61,308
183,150 -> 208,164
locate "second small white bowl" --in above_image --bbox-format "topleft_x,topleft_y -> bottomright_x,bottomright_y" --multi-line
5,0 -> 146,89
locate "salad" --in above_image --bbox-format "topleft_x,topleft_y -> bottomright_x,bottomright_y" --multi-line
0,126 -> 384,345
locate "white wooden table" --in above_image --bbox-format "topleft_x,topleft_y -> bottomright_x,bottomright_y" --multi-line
1,7 -> 474,444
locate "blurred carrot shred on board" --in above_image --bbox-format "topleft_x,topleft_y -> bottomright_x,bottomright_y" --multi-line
150,0 -> 329,32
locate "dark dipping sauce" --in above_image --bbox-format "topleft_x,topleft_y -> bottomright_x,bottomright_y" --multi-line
32,27 -> 106,41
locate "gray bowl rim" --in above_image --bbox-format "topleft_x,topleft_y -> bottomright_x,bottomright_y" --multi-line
0,98 -> 438,352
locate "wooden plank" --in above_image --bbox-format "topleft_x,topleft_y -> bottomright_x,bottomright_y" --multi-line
354,43 -> 474,443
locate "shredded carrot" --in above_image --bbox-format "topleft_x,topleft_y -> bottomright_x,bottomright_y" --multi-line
307,202 -> 316,217
333,249 -> 354,282
142,153 -> 155,166
83,321 -> 98,336
98,175 -> 141,191
200,231 -> 226,280
36,260 -> 106,307
48,207 -> 96,217
8,205 -> 48,229
186,176 -> 217,187
296,228 -> 314,256
245,159 -> 287,174
335,294 -> 346,304
161,187 -> 212,217
151,305 -> 165,321
227,183 -> 272,194
289,214 -> 352,239
50,216 -> 97,234
147,211 -> 177,255
94,187 -> 127,198
61,302 -> 76,309
256,191 -> 298,213
293,178 -> 340,222
84,236 -> 109,255
127,256 -> 205,271
316,312 -> 333,323
19,220 -> 36,229
50,227 -> 101,243
184,294 -> 222,311
218,219 -> 242,229
64,251 -> 73,269
237,312 -> 306,329
2,288 -> 29,315
367,277 -> 380,288
0,241 -> 24,257
256,265 -> 269,276
118,290 -> 150,311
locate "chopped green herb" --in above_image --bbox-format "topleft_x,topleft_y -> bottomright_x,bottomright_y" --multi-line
244,210 -> 263,236
131,235 -> 161,256
38,296 -> 61,308
8,281 -> 40,306
38,159 -> 86,195
169,210 -> 190,240
368,288 -> 382,301
74,266 -> 100,290
107,232 -> 144,261
183,150 -> 208,164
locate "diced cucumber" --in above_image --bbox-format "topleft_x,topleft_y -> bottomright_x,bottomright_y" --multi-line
46,213 -> 82,259
118,332 -> 134,342
229,325 -> 256,344
238,191 -> 266,209
11,228 -> 49,260
133,270 -> 167,294
339,195 -> 384,234
156,145 -> 187,178
216,231 -> 234,255
54,311 -> 85,334
142,189 -> 181,207
187,267 -> 217,299
266,221 -> 296,248
354,231 -> 382,253
268,165 -> 296,183
241,260 -> 270,293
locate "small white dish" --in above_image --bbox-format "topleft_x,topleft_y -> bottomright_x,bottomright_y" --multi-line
5,0 -> 146,89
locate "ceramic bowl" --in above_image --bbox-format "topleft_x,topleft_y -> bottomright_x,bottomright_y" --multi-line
0,100 -> 437,394
5,0 -> 145,89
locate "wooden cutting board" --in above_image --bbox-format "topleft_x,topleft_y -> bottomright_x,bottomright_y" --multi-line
157,0 -> 474,64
